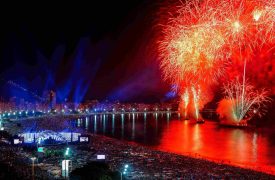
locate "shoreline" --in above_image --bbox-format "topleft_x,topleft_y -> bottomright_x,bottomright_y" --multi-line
150,145 -> 275,176
1,129 -> 274,178
6,111 -> 175,122
89,134 -> 275,179
2,117 -> 275,178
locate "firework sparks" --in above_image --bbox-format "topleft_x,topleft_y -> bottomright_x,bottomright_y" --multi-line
159,0 -> 274,82
218,77 -> 271,123
157,0 -> 274,120
191,86 -> 200,120
181,89 -> 189,119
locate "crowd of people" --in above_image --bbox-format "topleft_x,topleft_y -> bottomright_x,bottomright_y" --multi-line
1,117 -> 275,179
0,132 -> 274,179
89,134 -> 274,179
0,144 -> 50,179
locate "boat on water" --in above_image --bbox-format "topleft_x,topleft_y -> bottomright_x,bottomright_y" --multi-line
219,118 -> 248,128
196,119 -> 205,124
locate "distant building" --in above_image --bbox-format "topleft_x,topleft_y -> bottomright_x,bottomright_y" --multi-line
43,90 -> 56,110
19,98 -> 25,111
49,91 -> 56,110
9,97 -> 17,110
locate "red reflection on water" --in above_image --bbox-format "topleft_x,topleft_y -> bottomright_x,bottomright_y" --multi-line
157,120 -> 275,175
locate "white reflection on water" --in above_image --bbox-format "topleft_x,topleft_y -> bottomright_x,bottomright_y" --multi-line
121,114 -> 124,138
94,115 -> 97,133
132,113 -> 135,140
144,113 -> 147,135
85,117 -> 89,130
103,114 -> 106,134
112,114 -> 115,135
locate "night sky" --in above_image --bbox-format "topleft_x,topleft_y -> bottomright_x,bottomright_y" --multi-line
0,1 -> 170,103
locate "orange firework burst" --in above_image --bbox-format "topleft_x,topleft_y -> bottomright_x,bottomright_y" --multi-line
159,0 -> 274,83
157,0 -> 274,119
